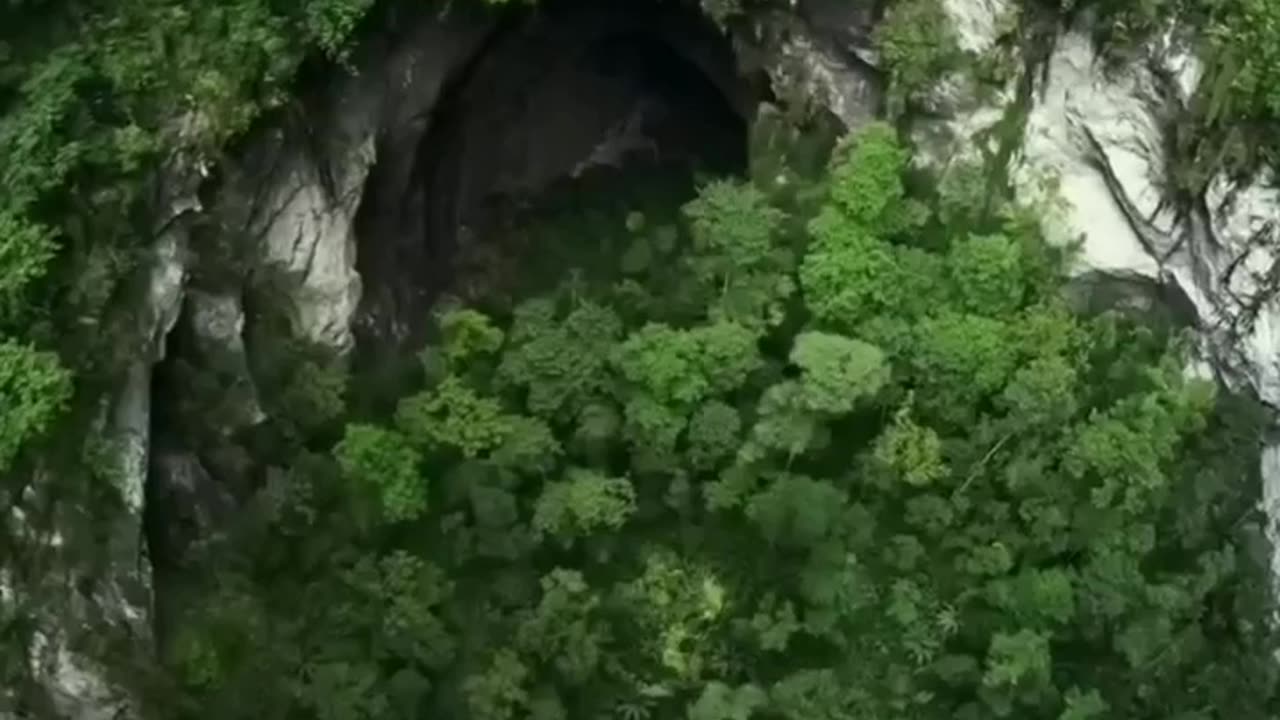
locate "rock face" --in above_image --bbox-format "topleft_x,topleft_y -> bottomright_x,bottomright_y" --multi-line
923,5 -> 1280,576
7,11 -> 494,719
134,0 -> 495,644
756,2 -> 881,130
1013,31 -> 1174,278
16,121 -> 201,720
357,1 -> 753,348
33,1 -> 1280,716
210,12 -> 492,356
135,1 -> 756,694
1014,30 -> 1280,577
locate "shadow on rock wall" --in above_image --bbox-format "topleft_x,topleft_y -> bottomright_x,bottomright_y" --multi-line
353,0 -> 762,354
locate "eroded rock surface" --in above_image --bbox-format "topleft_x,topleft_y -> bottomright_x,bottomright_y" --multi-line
134,5 -> 759,691
15,117 -> 203,720
756,9 -> 880,130
924,4 -> 1280,578
34,2 -> 1280,717
213,12 -> 491,355
1013,31 -> 1174,277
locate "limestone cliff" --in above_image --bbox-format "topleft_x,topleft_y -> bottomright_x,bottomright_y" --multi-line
22,0 -> 1280,715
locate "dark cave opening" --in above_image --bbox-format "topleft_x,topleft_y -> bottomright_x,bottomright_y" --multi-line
353,0 -> 761,355
144,2 -> 764,634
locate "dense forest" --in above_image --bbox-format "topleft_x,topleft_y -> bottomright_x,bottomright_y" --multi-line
2,0 -> 1280,718
161,121 -> 1279,719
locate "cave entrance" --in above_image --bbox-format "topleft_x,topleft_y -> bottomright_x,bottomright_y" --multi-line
354,0 -> 759,354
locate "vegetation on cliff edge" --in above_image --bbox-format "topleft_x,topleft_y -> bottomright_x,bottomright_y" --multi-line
164,122 -> 1279,720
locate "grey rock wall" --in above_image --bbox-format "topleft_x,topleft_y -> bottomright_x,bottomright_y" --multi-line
38,1 -> 1280,716
922,1 -> 1280,581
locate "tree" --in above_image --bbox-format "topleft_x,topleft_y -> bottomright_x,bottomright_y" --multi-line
0,340 -> 71,471
165,118 -> 1280,720
334,424 -> 425,522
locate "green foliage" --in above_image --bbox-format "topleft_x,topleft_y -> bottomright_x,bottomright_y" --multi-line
396,376 -> 513,458
874,0 -> 961,114
303,0 -> 376,57
948,233 -> 1025,316
1033,0 -> 1280,177
167,120 -> 1279,720
0,0 -> 375,331
683,179 -> 794,327
438,306 -> 506,369
0,212 -> 56,325
982,628 -> 1053,709
15,8 -> 1280,713
515,569 -> 608,683
464,649 -> 530,720
334,424 -> 425,522
688,682 -> 766,720
618,548 -> 730,682
0,1 -> 379,705
0,340 -> 72,471
533,469 -> 637,543
685,181 -> 784,271
498,299 -> 622,418
687,401 -> 743,470
492,414 -> 562,475
0,0 -> 379,495
1206,0 -> 1280,121
873,404 -> 947,487
747,474 -> 846,548
825,123 -> 925,233
800,124 -> 936,330
788,331 -> 889,414
274,358 -> 348,432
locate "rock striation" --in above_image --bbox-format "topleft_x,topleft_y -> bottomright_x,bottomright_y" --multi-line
922,1 -> 1280,578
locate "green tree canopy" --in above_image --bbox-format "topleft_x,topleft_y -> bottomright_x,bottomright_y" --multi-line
163,121 -> 1279,720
